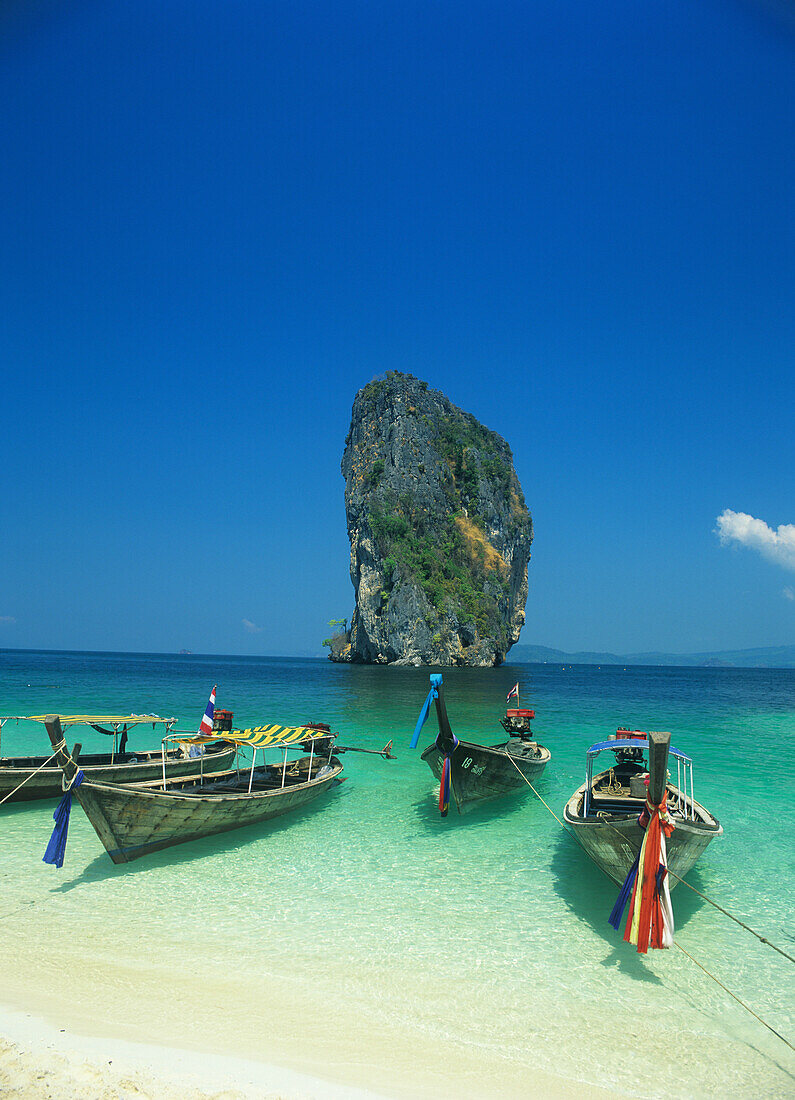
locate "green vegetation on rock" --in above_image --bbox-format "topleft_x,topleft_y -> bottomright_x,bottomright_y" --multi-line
369,498 -> 510,643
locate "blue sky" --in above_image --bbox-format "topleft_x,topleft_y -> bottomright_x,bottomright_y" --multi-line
1,1 -> 793,657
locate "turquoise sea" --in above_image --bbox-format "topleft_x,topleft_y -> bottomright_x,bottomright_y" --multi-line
1,650 -> 793,1098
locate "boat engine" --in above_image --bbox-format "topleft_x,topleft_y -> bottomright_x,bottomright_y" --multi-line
500,708 -> 535,737
301,721 -> 336,758
213,709 -> 234,733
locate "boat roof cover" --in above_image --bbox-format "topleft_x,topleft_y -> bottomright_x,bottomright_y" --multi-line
169,723 -> 333,748
0,714 -> 177,729
587,738 -> 689,762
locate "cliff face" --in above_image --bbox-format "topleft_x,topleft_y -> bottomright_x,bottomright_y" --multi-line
336,372 -> 532,666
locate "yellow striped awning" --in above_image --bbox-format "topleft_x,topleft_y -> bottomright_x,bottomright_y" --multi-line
169,724 -> 332,748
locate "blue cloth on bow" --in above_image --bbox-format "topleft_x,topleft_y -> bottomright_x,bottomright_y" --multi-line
410,674 -> 443,748
608,848 -> 640,931
43,770 -> 84,869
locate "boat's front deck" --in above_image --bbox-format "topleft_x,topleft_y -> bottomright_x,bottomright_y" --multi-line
575,760 -> 718,828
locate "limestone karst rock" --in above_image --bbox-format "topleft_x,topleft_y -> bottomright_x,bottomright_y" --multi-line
333,372 -> 533,666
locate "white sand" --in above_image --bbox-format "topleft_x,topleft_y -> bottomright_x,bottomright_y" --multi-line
0,1005 -> 388,1100
0,999 -> 618,1100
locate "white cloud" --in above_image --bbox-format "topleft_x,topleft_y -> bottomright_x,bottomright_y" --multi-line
784,586 -> 795,601
715,510 -> 795,571
242,618 -> 263,634
0,615 -> 16,624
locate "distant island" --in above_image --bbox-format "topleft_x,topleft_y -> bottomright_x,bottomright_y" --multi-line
509,644 -> 795,669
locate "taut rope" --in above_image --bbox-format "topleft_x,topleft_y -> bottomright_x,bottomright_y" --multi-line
505,753 -> 794,964
0,750 -> 59,805
673,940 -> 794,1052
667,868 -> 795,966
503,752 -> 795,1053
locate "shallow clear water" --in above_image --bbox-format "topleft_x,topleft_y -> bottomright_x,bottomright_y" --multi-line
1,651 -> 793,1097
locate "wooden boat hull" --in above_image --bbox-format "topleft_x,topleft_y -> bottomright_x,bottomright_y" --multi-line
0,741 -> 237,803
73,757 -> 343,864
421,738 -> 551,812
563,775 -> 722,888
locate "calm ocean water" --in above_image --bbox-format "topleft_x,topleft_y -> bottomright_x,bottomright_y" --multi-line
1,650 -> 793,1097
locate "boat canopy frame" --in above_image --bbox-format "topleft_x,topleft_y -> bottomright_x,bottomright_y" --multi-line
584,738 -> 696,821
159,724 -> 337,793
0,714 -> 178,760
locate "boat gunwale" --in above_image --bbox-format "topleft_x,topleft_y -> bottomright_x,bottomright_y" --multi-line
0,740 -> 235,774
74,758 -> 344,804
563,768 -> 722,834
420,737 -> 551,765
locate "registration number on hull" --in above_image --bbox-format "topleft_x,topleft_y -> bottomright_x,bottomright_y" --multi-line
461,757 -> 485,776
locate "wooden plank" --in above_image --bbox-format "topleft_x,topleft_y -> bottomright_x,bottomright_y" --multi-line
42,716 -> 78,786
648,730 -> 671,805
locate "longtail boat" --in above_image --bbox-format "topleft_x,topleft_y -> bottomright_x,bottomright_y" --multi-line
0,713 -> 236,804
42,715 -> 344,864
563,728 -> 722,889
411,674 -> 551,816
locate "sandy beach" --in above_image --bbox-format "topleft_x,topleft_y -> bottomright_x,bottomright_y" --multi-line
0,1005 -> 387,1100
0,1002 -> 611,1100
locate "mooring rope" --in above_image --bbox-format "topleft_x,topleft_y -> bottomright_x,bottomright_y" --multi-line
667,869 -> 795,966
504,754 -> 569,828
0,750 -> 59,806
505,754 -> 794,964
594,814 -> 795,966
673,940 -> 794,1052
504,752 -> 794,1052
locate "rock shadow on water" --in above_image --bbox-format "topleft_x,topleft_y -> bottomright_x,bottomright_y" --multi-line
548,830 -> 711,982
49,783 -> 347,892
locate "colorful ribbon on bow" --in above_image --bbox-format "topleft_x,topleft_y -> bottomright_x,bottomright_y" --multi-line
609,787 -> 675,952
438,740 -> 458,817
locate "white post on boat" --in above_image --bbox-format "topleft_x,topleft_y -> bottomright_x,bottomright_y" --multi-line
308,738 -> 315,780
281,745 -> 288,788
690,760 -> 695,821
161,738 -> 167,790
248,747 -> 257,794
676,755 -> 682,815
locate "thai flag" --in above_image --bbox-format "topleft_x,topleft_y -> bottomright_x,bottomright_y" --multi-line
507,683 -> 519,702
199,685 -> 216,737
